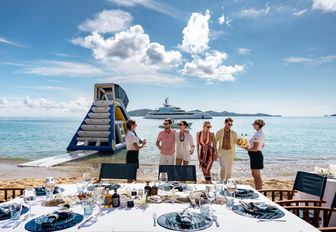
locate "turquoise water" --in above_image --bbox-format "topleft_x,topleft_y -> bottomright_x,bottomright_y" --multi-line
0,116 -> 335,168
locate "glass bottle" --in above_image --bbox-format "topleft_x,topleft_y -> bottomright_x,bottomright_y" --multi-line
104,187 -> 112,208
144,181 -> 152,196
150,183 -> 158,196
112,189 -> 120,208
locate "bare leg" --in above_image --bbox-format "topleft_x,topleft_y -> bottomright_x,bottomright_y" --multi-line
176,158 -> 183,165
182,160 -> 189,165
251,169 -> 262,190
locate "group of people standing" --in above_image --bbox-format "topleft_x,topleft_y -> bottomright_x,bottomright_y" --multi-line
125,118 -> 266,190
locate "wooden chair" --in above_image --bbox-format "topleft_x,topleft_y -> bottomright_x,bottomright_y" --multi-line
0,187 -> 24,203
259,171 -> 327,201
277,199 -> 326,207
158,165 -> 197,183
98,163 -> 137,182
285,206 -> 336,228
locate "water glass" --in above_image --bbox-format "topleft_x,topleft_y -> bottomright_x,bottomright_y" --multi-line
23,188 -> 36,217
82,172 -> 92,190
159,172 -> 168,185
82,199 -> 94,217
199,199 -> 211,218
45,177 -> 55,200
215,180 -> 224,195
76,181 -> 85,193
205,185 -> 215,203
226,192 -> 234,208
94,187 -> 105,216
211,170 -> 219,184
9,203 -> 22,220
227,178 -> 237,197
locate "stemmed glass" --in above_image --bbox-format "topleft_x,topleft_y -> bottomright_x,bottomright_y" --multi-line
159,172 -> 168,186
45,177 -> 55,200
23,188 -> 36,217
82,172 -> 92,190
227,179 -> 237,197
94,187 -> 105,217
205,185 -> 216,204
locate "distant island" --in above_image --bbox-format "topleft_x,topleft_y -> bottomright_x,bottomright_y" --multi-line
326,114 -> 336,116
128,109 -> 281,117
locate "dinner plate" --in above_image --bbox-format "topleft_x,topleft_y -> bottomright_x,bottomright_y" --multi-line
157,212 -> 212,231
25,212 -> 83,232
87,183 -> 121,191
158,182 -> 191,192
232,202 -> 285,219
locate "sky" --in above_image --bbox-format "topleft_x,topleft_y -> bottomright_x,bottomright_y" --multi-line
0,0 -> 335,117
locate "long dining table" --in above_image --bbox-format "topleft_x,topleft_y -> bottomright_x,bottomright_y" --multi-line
0,183 -> 320,232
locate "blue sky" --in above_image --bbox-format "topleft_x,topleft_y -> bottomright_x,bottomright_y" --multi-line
0,0 -> 335,116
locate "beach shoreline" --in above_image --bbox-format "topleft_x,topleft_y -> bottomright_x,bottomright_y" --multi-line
0,158 -> 295,191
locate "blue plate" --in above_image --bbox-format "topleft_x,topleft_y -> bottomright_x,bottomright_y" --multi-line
25,213 -> 83,232
232,203 -> 285,219
157,212 -> 212,231
220,188 -> 259,199
0,205 -> 29,221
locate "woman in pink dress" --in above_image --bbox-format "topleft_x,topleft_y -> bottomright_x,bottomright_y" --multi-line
196,121 -> 217,184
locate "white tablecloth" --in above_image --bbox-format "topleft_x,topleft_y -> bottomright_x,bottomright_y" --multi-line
0,184 -> 320,232
294,178 -> 336,226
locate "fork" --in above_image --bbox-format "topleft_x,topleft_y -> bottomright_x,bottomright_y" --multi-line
152,212 -> 157,227
12,214 -> 30,229
212,215 -> 220,227
257,219 -> 286,223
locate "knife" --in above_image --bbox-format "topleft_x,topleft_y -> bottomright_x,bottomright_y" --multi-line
77,215 -> 94,229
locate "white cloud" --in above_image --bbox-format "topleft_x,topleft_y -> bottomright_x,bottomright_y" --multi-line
283,55 -> 336,64
180,51 -> 244,81
0,97 -> 8,107
72,25 -> 182,67
35,86 -> 67,91
238,3 -> 271,18
237,48 -> 250,55
78,9 -> 133,33
143,42 -> 182,67
0,36 -> 24,47
22,60 -> 104,77
180,10 -> 210,54
293,9 -> 307,16
107,0 -> 183,20
23,96 -> 91,112
312,0 -> 336,12
218,12 -> 232,27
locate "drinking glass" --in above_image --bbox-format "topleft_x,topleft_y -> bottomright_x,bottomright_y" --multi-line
9,203 -> 22,220
82,198 -> 94,217
94,187 -> 105,216
211,170 -> 219,185
45,177 -> 55,200
158,172 -> 168,186
215,180 -> 224,195
23,188 -> 36,217
205,185 -> 215,204
82,172 -> 92,190
76,181 -> 85,193
227,179 -> 237,197
199,199 -> 211,218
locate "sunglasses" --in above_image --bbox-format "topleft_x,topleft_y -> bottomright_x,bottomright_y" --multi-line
163,123 -> 169,126
227,123 -> 233,126
204,126 -> 211,128
177,123 -> 183,126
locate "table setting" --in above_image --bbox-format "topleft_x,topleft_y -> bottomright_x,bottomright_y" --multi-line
0,171 -> 321,231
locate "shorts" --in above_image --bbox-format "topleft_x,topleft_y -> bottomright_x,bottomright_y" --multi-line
126,150 -> 139,169
248,151 -> 264,169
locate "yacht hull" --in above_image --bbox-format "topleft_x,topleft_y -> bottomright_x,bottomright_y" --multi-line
144,113 -> 212,119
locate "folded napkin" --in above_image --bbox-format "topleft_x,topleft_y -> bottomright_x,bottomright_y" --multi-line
176,210 -> 192,229
40,210 -> 72,225
240,202 -> 277,215
0,206 -> 10,218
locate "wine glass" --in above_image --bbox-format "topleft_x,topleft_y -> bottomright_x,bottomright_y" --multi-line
227,179 -> 237,197
205,185 -> 216,204
211,170 -> 219,185
82,172 -> 92,190
45,177 -> 55,200
23,188 -> 36,217
159,172 -> 168,186
94,187 -> 105,217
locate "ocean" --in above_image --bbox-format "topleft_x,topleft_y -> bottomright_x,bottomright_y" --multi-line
0,116 -> 335,177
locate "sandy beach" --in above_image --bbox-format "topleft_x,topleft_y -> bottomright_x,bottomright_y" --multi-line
0,157 -> 294,192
